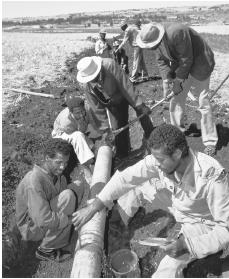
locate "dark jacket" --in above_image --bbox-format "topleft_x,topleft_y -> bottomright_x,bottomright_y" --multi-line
82,58 -> 143,131
155,23 -> 215,81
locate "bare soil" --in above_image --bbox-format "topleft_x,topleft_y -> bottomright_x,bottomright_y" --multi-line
2,34 -> 229,277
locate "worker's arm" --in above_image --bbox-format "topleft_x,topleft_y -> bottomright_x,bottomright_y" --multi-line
84,84 -> 109,132
95,40 -> 104,55
72,155 -> 159,230
27,181 -> 69,230
172,26 -> 193,80
184,169 -> 229,259
116,29 -> 129,51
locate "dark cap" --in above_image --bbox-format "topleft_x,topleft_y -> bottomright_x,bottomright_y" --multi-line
65,94 -> 84,110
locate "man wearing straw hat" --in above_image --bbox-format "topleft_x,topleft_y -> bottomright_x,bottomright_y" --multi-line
95,28 -> 112,58
76,56 -> 154,160
115,19 -> 149,83
136,22 -> 218,156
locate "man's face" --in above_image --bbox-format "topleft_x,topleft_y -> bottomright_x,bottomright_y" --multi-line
100,33 -> 106,40
72,106 -> 88,132
45,152 -> 69,176
150,147 -> 181,175
72,106 -> 86,121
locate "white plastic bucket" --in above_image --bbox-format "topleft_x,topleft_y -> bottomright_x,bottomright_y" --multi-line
110,249 -> 140,278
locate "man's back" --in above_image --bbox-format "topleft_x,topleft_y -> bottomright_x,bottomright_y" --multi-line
125,25 -> 140,47
161,23 -> 215,80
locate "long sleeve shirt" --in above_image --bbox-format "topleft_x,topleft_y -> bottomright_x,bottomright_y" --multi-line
155,23 -> 215,81
97,149 -> 229,259
119,25 -> 140,49
16,165 -> 69,240
95,39 -> 112,58
82,58 -> 143,131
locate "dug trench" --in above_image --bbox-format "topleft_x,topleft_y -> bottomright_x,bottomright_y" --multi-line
2,36 -> 229,277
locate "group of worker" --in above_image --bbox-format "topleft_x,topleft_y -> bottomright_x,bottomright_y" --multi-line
15,20 -> 229,277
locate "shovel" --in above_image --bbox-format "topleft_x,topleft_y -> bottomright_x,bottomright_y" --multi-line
112,91 -> 176,136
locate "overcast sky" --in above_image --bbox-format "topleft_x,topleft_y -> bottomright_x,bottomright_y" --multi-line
2,0 -> 228,19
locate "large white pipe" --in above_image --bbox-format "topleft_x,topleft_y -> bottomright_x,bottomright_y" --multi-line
71,145 -> 112,278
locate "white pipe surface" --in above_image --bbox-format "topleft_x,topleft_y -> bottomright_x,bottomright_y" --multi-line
71,145 -> 112,278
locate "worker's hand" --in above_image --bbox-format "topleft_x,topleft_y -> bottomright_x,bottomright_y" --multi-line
72,205 -> 95,231
161,235 -> 189,258
172,79 -> 184,95
135,103 -> 151,115
101,130 -> 115,148
162,79 -> 173,99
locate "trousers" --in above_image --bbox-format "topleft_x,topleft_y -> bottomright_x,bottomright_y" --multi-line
131,46 -> 148,79
29,189 -> 76,250
169,75 -> 218,147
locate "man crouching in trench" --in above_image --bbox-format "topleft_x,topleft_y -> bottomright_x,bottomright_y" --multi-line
71,124 -> 229,277
16,138 -> 84,262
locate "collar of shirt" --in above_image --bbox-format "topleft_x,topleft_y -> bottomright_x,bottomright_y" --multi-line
158,149 -> 200,194
34,164 -> 59,185
158,36 -> 174,62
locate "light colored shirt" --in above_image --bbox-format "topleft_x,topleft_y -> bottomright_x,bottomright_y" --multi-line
98,149 -> 229,258
16,165 -> 69,240
119,25 -> 140,48
95,39 -> 112,58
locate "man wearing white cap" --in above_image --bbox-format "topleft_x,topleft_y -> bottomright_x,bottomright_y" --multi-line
136,23 -> 218,156
115,19 -> 149,82
95,28 -> 112,58
76,56 -> 154,160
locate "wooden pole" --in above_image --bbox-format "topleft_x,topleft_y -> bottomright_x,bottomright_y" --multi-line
71,145 -> 112,278
3,88 -> 60,99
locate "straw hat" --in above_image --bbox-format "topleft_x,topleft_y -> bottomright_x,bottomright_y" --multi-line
77,56 -> 102,83
136,23 -> 165,48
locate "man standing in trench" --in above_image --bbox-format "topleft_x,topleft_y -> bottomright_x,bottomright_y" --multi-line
71,124 -> 229,277
115,19 -> 149,83
136,22 -> 218,156
76,56 -> 154,161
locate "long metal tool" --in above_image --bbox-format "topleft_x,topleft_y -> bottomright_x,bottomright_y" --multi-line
105,107 -> 113,130
113,91 -> 176,136
209,73 -> 229,100
3,88 -> 61,99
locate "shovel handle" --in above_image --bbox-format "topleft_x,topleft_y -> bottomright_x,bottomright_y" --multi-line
113,92 -> 176,136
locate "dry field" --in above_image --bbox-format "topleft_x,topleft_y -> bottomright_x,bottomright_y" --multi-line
2,32 -> 96,113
